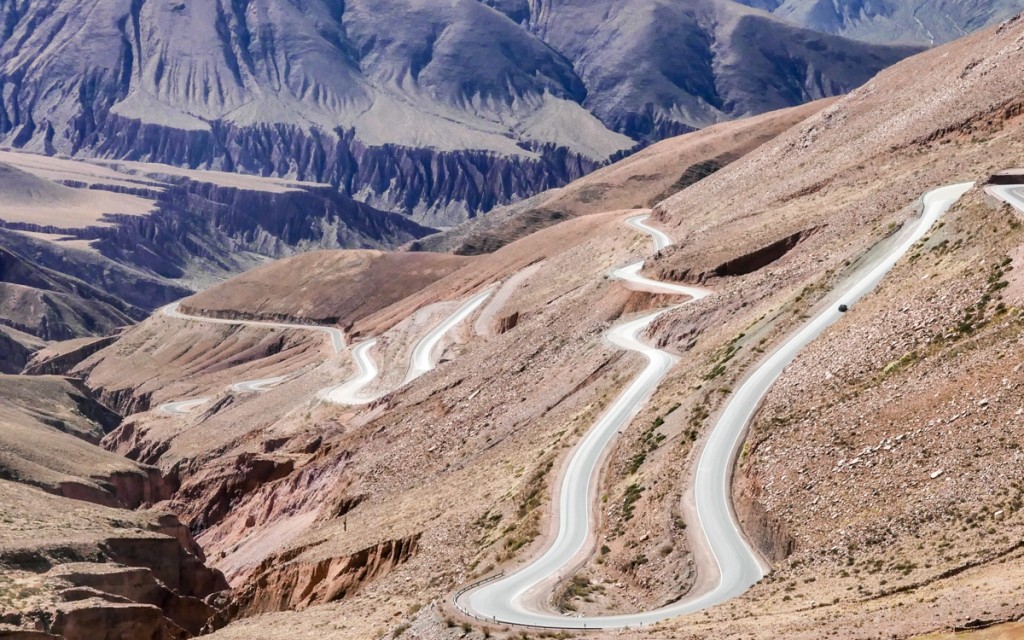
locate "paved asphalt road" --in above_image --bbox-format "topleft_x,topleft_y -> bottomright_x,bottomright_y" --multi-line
229,377 -> 287,393
162,302 -> 347,353
456,183 -> 974,629
987,184 -> 1024,213
319,339 -> 381,405
404,290 -> 493,385
158,398 -> 211,416
156,302 -> 346,414
161,290 -> 493,412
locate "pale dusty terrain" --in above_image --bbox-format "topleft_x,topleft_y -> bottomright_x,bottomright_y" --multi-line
5,14 -> 1024,640
0,161 -> 154,228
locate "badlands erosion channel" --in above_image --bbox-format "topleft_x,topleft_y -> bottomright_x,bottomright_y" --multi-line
5,4 -> 1024,640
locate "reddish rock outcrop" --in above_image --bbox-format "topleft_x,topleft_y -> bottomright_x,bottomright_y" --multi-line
22,337 -> 117,377
47,600 -> 183,640
174,454 -> 296,531
49,564 -> 219,637
232,535 -> 421,616
734,471 -> 797,564
494,311 -> 520,335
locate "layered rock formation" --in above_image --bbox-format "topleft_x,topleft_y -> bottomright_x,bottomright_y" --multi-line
0,481 -> 228,640
0,376 -> 228,639
0,0 -> 924,224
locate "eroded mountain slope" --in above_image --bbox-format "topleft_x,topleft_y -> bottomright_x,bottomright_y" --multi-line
7,15 -> 1024,640
0,151 -> 431,371
0,0 -> 919,223
409,98 -> 836,255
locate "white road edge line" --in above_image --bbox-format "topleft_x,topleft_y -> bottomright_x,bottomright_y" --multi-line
455,183 -> 975,629
319,339 -> 380,406
986,183 -> 1024,214
162,302 -> 347,354
403,290 -> 494,385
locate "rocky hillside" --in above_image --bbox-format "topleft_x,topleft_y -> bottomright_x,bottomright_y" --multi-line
0,375 -> 230,640
739,0 -> 1024,44
0,0 -> 920,225
0,374 -> 161,507
409,98 -> 835,255
54,13 -> 1024,640
0,479 -> 229,640
6,11 -> 1024,640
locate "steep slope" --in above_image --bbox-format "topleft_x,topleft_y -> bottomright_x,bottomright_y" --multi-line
0,0 -> 917,224
738,0 -> 1024,45
500,0 -> 920,141
595,11 -> 1024,638
0,374 -> 171,509
0,244 -> 139,341
410,98 -> 835,255
147,14 -> 1024,640
0,479 -> 228,639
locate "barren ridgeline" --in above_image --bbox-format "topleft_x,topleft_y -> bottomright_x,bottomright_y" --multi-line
6,11 -> 1024,640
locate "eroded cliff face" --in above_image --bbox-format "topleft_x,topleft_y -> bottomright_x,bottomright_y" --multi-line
0,480 -> 229,640
56,118 -> 607,227
0,168 -> 435,370
230,535 -> 421,617
0,181 -> 432,286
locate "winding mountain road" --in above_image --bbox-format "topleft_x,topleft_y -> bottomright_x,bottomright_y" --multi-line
159,290 -> 492,413
455,183 -> 975,629
988,183 -> 1024,213
159,398 -> 212,416
319,339 -> 380,406
404,290 -> 493,384
162,302 -> 347,353
318,289 -> 494,405
153,182 -> 982,627
230,377 -> 287,393
156,303 -> 347,414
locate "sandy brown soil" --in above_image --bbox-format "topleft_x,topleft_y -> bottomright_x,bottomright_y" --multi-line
182,250 -> 474,329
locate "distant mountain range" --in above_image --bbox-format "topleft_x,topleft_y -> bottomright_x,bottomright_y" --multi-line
736,0 -> 1024,44
1,1 -> 1020,225
0,0 -> 934,225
